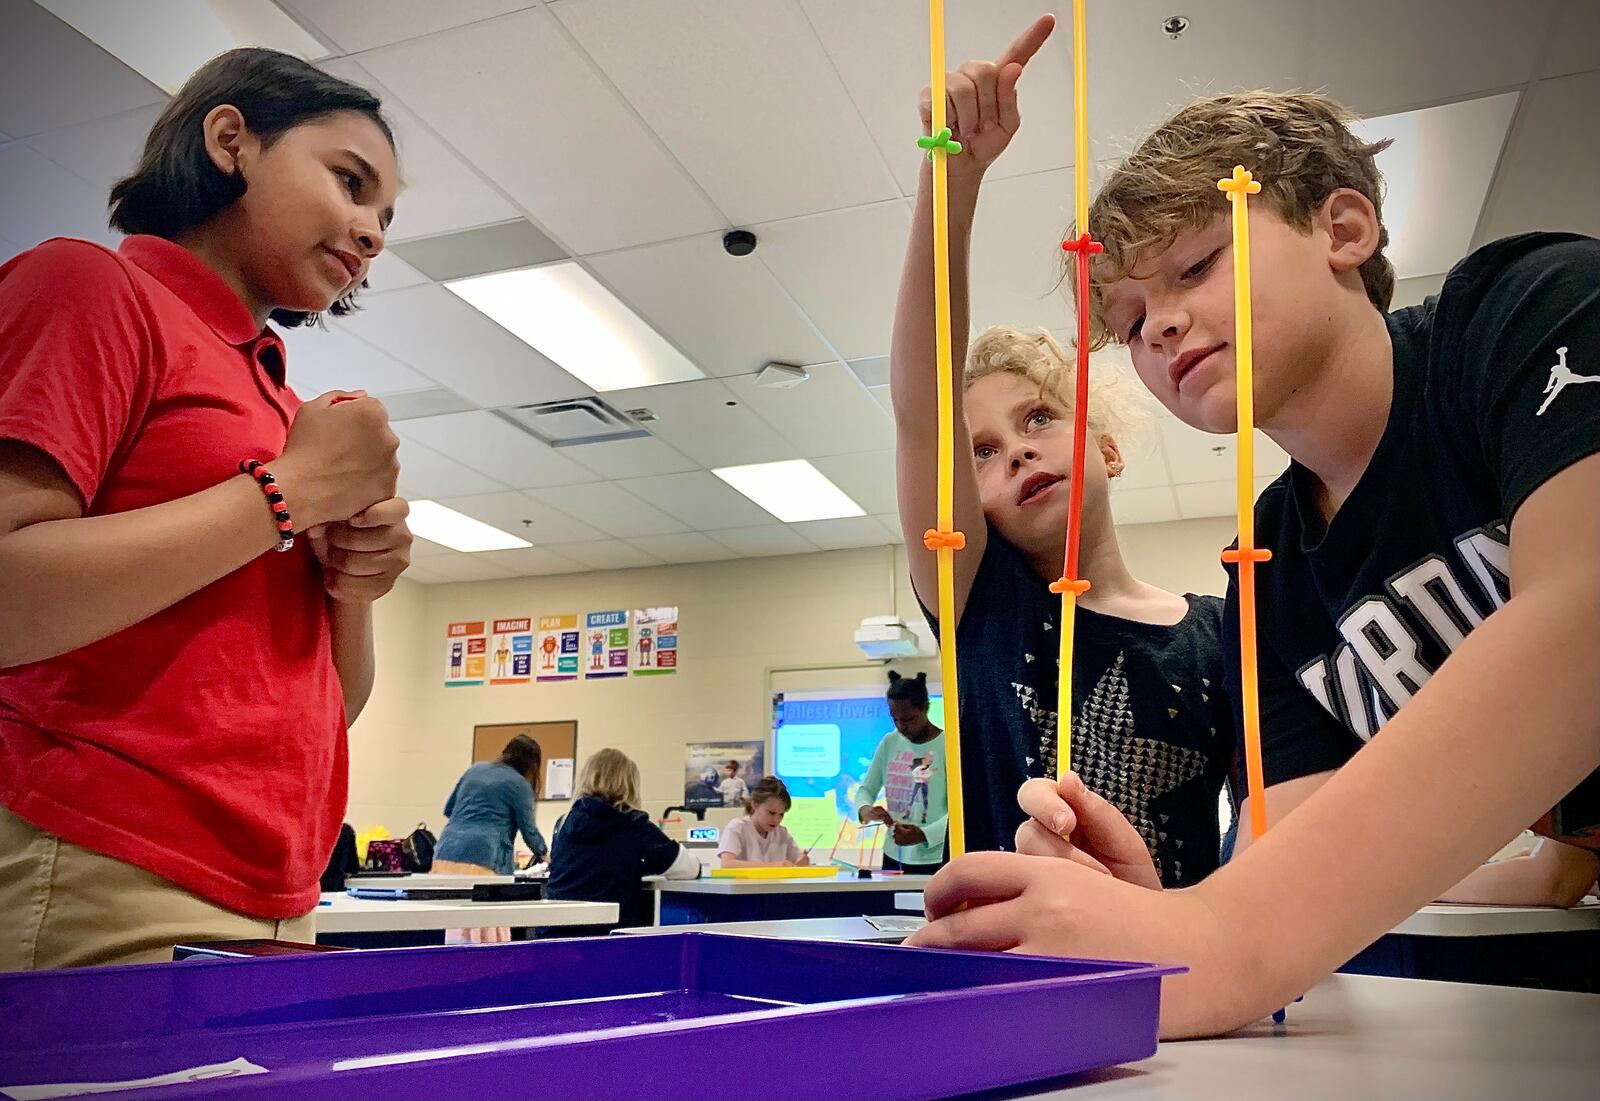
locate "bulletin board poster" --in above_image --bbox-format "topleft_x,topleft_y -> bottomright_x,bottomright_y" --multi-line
582,610 -> 631,680
771,690 -> 945,847
684,741 -> 765,810
488,617 -> 534,685
444,621 -> 486,687
632,606 -> 678,676
535,614 -> 581,682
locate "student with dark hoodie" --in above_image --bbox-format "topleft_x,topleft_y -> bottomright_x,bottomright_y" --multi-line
544,748 -> 699,935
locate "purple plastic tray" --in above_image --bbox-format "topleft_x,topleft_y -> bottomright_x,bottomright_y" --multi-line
0,934 -> 1180,1100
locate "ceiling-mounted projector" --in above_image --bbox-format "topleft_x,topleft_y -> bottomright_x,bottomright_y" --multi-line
854,616 -> 923,659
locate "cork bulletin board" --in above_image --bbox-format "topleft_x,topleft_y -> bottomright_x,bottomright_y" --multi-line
472,720 -> 578,801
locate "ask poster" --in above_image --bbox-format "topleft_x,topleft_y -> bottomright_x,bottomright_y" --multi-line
444,621 -> 486,687
632,606 -> 678,675
488,617 -> 533,685
535,614 -> 581,682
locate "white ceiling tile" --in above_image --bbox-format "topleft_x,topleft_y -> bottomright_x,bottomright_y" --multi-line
0,2 -> 163,138
25,104 -> 161,194
1107,486 -> 1180,525
790,515 -> 895,551
337,283 -> 592,408
555,0 -> 898,225
357,8 -> 724,254
528,482 -> 689,538
408,535 -> 453,559
0,145 -> 120,250
279,323 -> 433,397
318,59 -> 522,243
869,386 -> 894,415
604,379 -> 794,468
810,450 -> 898,516
1159,420 -> 1288,484
709,524 -> 818,558
437,490 -> 607,546
755,201 -> 911,360
283,0 -> 537,53
548,539 -> 663,571
969,169 -> 1075,333
1475,70 -> 1600,245
365,250 -> 430,293
802,0 -> 1079,196
564,434 -> 699,480
1175,481 -> 1239,520
873,513 -> 906,543
476,546 -> 587,577
418,552 -> 520,582
1543,0 -> 1600,78
397,411 -> 597,489
399,561 -> 452,583
1307,0 -> 1552,116
613,471 -> 775,531
727,362 -> 895,458
1256,474 -> 1283,498
586,233 -> 831,378
396,435 -> 509,499
625,532 -> 739,565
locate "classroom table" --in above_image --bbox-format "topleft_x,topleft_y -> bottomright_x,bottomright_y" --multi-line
895,892 -> 1600,993
650,871 -> 935,925
313,893 -> 616,948
615,916 -> 910,943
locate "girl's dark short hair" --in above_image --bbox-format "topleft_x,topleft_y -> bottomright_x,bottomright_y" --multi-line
108,47 -> 395,329
886,669 -> 930,709
500,735 -> 543,784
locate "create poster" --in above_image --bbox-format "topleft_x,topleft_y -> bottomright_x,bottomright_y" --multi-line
582,610 -> 631,679
535,614 -> 581,682
488,617 -> 533,685
631,606 -> 678,675
444,621 -> 486,687
684,741 -> 765,809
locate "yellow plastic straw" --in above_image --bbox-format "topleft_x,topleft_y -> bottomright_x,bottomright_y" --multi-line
1051,0 -> 1097,778
1217,165 -> 1272,841
925,0 -> 967,860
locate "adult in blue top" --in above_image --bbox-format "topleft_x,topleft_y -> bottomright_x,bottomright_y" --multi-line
433,735 -> 548,875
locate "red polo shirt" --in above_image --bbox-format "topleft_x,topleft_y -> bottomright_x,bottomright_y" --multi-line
0,236 -> 346,919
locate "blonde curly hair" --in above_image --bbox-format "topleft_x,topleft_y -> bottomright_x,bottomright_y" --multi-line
965,324 -> 1151,444
1069,90 -> 1394,350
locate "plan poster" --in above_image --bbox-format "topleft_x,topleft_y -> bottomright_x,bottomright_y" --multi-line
535,614 -> 581,682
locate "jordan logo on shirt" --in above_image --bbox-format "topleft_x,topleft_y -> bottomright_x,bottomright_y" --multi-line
1536,347 -> 1598,415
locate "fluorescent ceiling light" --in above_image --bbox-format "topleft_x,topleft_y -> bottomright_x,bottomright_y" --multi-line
1352,92 -> 1519,280
445,262 -> 705,392
713,460 -> 866,523
408,500 -> 531,553
39,0 -> 331,94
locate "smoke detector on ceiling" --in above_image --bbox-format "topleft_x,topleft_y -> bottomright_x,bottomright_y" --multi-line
753,362 -> 809,390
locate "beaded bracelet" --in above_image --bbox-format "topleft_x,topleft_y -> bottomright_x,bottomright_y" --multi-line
239,459 -> 295,552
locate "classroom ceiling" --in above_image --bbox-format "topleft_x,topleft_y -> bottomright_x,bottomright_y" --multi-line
2,0 -> 1596,582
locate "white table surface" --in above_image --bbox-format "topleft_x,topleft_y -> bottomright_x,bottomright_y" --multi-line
897,891 -> 1600,936
615,916 -> 908,943
345,873 -> 518,890
1024,974 -> 1600,1099
314,893 -> 616,934
653,872 -> 934,895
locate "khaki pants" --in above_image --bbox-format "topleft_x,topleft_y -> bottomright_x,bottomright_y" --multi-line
0,803 -> 313,970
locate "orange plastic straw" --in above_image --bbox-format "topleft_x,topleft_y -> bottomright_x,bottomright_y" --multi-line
1217,166 -> 1273,841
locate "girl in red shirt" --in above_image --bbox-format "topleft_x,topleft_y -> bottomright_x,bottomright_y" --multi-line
0,48 -> 410,968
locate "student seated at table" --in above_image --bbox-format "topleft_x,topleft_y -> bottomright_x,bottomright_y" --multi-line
544,748 -> 699,935
719,777 -> 811,869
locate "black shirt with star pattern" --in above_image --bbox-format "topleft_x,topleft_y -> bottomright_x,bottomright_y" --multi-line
923,526 -> 1237,887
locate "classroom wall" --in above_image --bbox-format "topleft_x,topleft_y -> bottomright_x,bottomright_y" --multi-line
344,516 -> 1238,841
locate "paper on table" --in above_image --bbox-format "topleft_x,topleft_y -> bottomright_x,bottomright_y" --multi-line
1,1058 -> 268,1100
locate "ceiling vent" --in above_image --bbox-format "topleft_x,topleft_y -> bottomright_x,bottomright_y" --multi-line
497,397 -> 650,448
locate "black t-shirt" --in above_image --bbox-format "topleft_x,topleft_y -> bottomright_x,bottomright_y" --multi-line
927,527 -> 1235,887
1227,232 -> 1600,845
